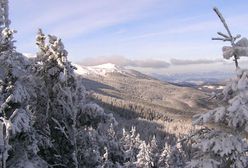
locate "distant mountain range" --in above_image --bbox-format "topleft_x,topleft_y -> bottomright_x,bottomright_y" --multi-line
150,71 -> 234,86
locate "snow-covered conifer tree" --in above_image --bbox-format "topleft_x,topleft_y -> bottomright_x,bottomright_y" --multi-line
0,1 -> 48,167
121,127 -> 142,166
105,123 -> 125,166
136,141 -> 153,168
158,142 -> 170,168
121,128 -> 135,167
33,29 -> 81,167
187,7 -> 248,168
0,0 -> 10,28
150,135 -> 159,167
33,29 -> 120,167
101,146 -> 114,168
167,144 -> 185,168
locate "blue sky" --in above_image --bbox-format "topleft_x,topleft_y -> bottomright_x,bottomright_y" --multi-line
9,0 -> 248,73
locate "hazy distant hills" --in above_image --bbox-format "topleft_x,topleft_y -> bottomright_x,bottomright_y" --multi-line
151,71 -> 232,95
75,63 -> 215,123
151,71 -> 233,86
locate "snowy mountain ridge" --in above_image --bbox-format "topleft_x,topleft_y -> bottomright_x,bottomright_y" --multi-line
74,63 -> 124,76
74,63 -> 153,79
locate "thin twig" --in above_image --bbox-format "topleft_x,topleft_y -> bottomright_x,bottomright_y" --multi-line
212,37 -> 231,42
51,117 -> 69,140
213,7 -> 233,41
212,7 -> 241,68
217,32 -> 229,38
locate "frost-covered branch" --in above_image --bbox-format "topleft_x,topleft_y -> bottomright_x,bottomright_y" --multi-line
177,127 -> 211,144
213,7 -> 234,42
212,7 -> 241,68
51,117 -> 69,140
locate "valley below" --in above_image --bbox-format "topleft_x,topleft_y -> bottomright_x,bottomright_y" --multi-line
76,63 -> 218,141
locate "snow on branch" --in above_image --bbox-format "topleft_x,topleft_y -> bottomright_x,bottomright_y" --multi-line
212,7 -> 236,42
212,7 -> 241,68
51,117 -> 69,140
176,127 -> 212,144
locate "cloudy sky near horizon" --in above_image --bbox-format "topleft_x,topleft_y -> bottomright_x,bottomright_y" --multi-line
9,0 -> 248,74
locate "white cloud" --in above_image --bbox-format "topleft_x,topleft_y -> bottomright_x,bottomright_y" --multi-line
79,55 -> 170,68
170,58 -> 225,65
121,13 -> 248,42
13,0 -> 162,39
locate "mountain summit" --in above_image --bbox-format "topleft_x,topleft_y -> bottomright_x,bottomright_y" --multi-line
74,63 -> 153,79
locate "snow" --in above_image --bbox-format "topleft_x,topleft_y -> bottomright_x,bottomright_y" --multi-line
217,86 -> 224,89
74,63 -> 125,76
74,63 -> 152,80
203,85 -> 215,89
223,38 -> 248,59
202,85 -> 224,90
10,109 -> 30,135
23,53 -> 36,58
191,67 -> 248,167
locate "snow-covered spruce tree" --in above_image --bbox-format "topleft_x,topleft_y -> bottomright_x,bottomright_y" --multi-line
187,7 -> 248,168
101,146 -> 114,168
120,127 -> 142,167
150,135 -> 159,167
158,142 -> 170,168
104,123 -> 125,166
167,143 -> 185,168
135,141 -> 153,168
0,1 -> 47,167
33,29 -> 119,167
33,29 -> 80,167
0,0 -> 10,28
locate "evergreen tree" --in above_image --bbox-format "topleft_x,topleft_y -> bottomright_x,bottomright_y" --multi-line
33,29 -> 80,167
136,141 -> 153,168
33,29 -> 118,167
187,7 -> 248,168
150,135 -> 159,167
101,146 -> 114,168
0,1 -> 47,167
121,127 -> 142,167
168,144 -> 185,168
158,143 -> 170,168
106,123 -> 125,166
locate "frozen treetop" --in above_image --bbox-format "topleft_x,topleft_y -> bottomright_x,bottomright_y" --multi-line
212,7 -> 242,68
0,0 -> 14,51
212,7 -> 248,67
0,0 -> 10,28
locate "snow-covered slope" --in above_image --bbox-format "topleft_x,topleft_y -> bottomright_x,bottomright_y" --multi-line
74,63 -> 152,79
74,63 -> 123,76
